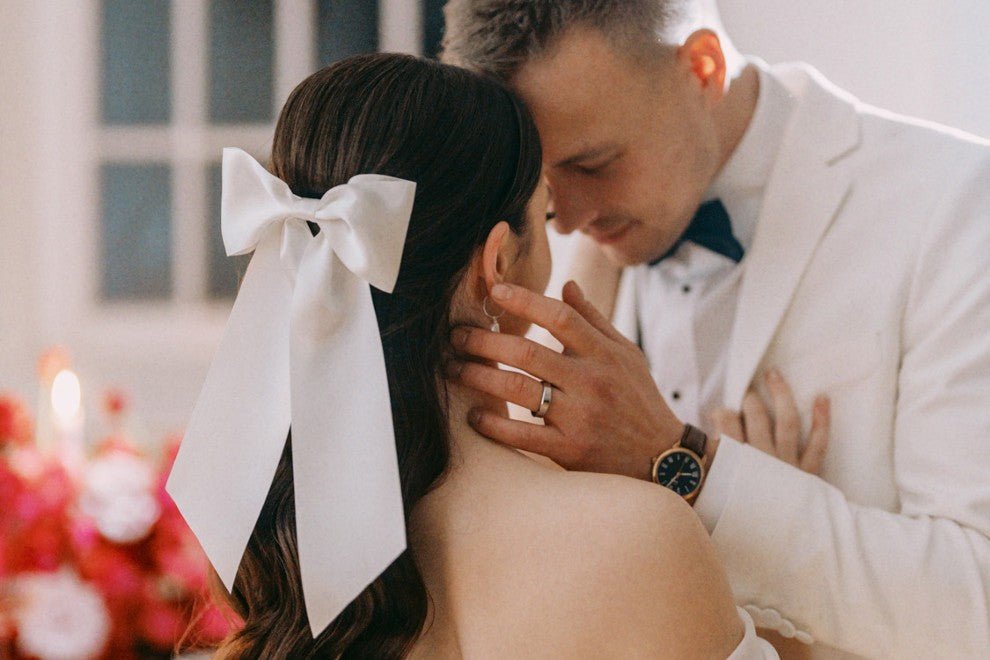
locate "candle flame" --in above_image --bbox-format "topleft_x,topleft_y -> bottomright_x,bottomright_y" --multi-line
51,369 -> 81,423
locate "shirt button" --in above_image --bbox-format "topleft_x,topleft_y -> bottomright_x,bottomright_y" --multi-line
681,284 -> 691,294
672,390 -> 681,401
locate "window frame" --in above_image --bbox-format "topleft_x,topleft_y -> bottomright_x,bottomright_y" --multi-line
61,0 -> 422,361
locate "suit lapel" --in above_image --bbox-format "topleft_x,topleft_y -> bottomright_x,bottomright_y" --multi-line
723,64 -> 861,408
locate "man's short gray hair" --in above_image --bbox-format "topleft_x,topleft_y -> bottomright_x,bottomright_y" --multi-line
440,0 -> 691,81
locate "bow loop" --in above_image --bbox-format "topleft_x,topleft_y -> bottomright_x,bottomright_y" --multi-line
309,175 -> 415,294
220,147 -> 315,257
221,148 -> 415,295
167,147 -> 416,638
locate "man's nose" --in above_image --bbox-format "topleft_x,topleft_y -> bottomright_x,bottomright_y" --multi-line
547,188 -> 597,235
552,201 -> 597,235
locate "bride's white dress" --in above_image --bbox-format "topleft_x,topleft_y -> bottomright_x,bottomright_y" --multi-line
729,607 -> 780,659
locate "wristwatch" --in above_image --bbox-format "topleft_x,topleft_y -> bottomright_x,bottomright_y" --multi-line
651,424 -> 708,502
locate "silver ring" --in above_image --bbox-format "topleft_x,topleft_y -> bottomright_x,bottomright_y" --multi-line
532,381 -> 553,418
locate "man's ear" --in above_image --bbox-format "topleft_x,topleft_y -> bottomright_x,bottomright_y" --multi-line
677,28 -> 727,103
480,221 -> 512,293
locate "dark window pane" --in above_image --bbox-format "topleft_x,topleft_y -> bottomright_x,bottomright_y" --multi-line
209,0 -> 274,123
207,163 -> 251,298
101,164 -> 172,300
101,0 -> 171,124
316,0 -> 378,66
423,0 -> 445,59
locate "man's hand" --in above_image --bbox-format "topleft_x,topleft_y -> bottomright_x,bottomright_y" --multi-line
447,280 -> 684,480
710,369 -> 830,474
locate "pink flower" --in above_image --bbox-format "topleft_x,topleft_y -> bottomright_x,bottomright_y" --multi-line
137,597 -> 184,649
21,521 -> 64,572
79,544 -> 144,601
157,434 -> 183,475
68,516 -> 100,554
194,602 -> 239,643
5,445 -> 45,481
14,489 -> 43,522
92,434 -> 140,457
153,542 -> 208,594
0,605 -> 15,644
36,461 -> 74,513
102,389 -> 129,418
0,393 -> 33,448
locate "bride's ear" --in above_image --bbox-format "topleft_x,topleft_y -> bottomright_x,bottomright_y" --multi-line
479,221 -> 513,294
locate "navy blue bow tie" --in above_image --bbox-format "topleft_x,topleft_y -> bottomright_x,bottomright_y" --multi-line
650,199 -> 744,266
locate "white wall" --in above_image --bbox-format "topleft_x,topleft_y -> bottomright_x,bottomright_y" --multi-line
1,1 -> 60,406
718,0 -> 990,138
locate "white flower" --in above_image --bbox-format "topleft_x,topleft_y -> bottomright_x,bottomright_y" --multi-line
12,568 -> 111,660
80,451 -> 161,543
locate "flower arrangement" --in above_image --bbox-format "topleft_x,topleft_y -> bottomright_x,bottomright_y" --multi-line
0,349 -> 239,659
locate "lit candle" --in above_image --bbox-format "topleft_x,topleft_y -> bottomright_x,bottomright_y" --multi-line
36,346 -> 72,453
51,369 -> 85,470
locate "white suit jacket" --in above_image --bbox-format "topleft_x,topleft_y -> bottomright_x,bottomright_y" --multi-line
605,63 -> 990,658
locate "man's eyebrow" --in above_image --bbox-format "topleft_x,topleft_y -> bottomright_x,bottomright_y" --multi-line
552,145 -> 618,169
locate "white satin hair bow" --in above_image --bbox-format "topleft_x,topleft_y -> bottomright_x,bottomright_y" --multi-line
165,147 -> 416,637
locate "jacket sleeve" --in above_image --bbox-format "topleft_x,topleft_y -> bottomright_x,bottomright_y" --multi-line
697,157 -> 990,658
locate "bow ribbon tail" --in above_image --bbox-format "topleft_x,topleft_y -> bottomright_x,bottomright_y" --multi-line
165,228 -> 293,593
289,237 -> 407,637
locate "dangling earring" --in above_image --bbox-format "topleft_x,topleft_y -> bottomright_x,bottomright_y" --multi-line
482,295 -> 506,333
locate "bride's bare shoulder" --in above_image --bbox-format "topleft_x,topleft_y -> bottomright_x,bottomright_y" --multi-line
529,470 -> 714,576
542,468 -> 690,522
412,461 -> 745,656
514,467 -> 699,542
493,469 -> 744,656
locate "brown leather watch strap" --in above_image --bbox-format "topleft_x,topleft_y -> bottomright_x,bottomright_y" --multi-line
679,424 -> 708,458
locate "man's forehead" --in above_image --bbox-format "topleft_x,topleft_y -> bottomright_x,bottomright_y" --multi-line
512,29 -> 628,111
515,90 -> 631,170
530,109 -> 613,166
510,28 -> 653,157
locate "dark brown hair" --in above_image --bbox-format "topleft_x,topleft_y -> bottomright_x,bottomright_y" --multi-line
441,0 -> 690,81
205,53 -> 542,658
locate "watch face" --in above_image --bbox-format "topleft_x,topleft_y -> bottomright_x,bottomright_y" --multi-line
654,450 -> 703,497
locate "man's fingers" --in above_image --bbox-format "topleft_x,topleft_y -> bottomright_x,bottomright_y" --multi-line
468,407 -> 567,458
710,408 -> 745,443
489,283 -> 601,354
450,326 -> 572,386
449,360 -> 567,415
765,369 -> 800,465
561,280 -> 628,344
800,395 -> 830,474
741,391 -> 774,454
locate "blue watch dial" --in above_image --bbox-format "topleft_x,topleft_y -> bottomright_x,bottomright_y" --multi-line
654,450 -> 702,497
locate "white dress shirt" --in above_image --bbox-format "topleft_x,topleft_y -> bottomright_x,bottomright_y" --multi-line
635,61 -> 792,429
633,62 -> 795,528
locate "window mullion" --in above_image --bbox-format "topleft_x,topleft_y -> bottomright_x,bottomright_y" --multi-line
171,0 -> 208,305
379,0 -> 423,55
274,0 -> 316,113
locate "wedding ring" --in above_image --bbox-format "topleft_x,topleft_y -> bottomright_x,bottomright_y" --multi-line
532,381 -> 553,418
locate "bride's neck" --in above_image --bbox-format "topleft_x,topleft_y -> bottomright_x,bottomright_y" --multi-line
442,373 -> 567,489
439,302 -> 544,471
443,378 -> 524,469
